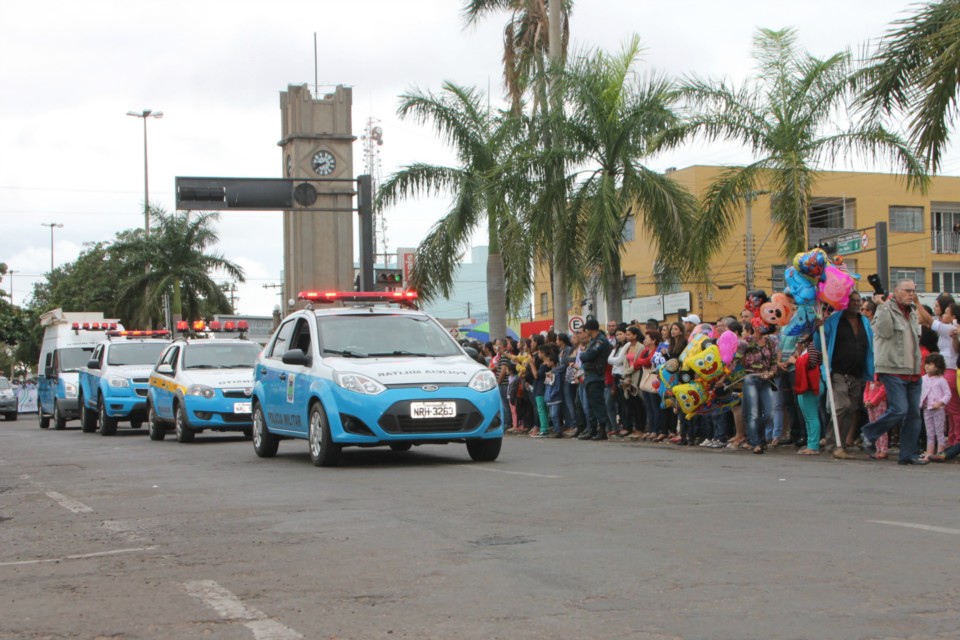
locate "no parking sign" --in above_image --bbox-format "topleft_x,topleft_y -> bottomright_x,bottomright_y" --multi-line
449,328 -> 460,339
568,316 -> 584,332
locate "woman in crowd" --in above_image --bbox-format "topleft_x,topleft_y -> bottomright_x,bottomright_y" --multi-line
634,329 -> 665,441
607,326 -> 633,436
741,322 -> 779,454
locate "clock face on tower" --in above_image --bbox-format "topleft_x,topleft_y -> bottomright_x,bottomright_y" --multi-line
311,150 -> 336,176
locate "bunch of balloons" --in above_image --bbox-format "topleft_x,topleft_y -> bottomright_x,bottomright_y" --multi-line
782,250 -> 859,336
654,324 -> 741,419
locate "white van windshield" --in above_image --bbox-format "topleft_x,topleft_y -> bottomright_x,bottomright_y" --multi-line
59,347 -> 95,372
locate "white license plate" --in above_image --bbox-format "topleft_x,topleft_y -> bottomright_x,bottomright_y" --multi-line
233,402 -> 252,414
409,401 -> 457,419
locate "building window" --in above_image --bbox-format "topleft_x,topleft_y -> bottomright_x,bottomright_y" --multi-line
771,264 -> 786,292
932,270 -> 960,294
889,206 -> 923,232
808,197 -> 854,229
622,274 -> 637,299
932,205 -> 960,254
890,268 -> 926,292
539,292 -> 549,316
621,216 -> 636,242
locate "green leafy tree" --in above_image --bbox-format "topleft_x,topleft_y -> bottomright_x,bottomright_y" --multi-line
110,210 -> 244,326
557,37 -> 698,320
377,83 -> 529,341
665,28 -> 928,265
856,0 -> 960,173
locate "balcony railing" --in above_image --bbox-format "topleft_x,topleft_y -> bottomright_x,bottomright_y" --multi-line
932,230 -> 960,254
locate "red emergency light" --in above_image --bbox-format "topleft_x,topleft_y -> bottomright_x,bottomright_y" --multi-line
223,321 -> 236,331
298,291 -> 418,304
106,329 -> 170,338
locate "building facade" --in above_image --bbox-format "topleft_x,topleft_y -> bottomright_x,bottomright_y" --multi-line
534,165 -> 960,323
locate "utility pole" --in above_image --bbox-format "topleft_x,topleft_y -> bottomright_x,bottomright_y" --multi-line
220,281 -> 239,310
744,190 -> 769,291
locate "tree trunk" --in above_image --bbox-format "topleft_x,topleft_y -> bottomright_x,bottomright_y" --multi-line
547,0 -> 568,334
605,255 -> 622,324
486,252 -> 507,342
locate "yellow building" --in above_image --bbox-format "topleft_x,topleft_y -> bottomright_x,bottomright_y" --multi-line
534,165 -> 960,324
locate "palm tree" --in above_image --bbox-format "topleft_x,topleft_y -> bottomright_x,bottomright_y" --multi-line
665,28 -> 928,264
559,37 -> 699,321
856,0 -> 960,173
462,0 -> 575,330
111,210 -> 244,326
376,83 -> 528,342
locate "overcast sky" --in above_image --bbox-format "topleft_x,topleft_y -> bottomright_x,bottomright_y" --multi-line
1,0 -> 954,317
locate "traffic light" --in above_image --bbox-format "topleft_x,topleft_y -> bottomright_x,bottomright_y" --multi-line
374,269 -> 403,291
812,240 -> 836,253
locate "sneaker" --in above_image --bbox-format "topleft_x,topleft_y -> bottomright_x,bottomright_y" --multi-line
698,438 -> 714,447
705,439 -> 725,449
863,438 -> 877,457
897,456 -> 929,465
531,431 -> 549,438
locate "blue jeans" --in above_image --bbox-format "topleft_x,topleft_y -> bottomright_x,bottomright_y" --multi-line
562,380 -> 577,428
548,402 -> 563,435
861,374 -> 922,462
642,390 -> 663,435
498,384 -> 512,428
772,369 -> 798,441
743,375 -> 775,446
578,383 -> 593,426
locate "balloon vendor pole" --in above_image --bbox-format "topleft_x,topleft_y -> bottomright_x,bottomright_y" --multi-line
816,310 -> 844,457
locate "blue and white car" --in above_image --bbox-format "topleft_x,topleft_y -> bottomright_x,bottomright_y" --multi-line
251,292 -> 503,466
147,338 -> 262,443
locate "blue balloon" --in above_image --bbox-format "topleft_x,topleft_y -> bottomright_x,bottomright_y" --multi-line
783,304 -> 817,337
784,266 -> 816,305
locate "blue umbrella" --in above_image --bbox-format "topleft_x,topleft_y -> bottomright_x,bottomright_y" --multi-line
463,321 -> 519,342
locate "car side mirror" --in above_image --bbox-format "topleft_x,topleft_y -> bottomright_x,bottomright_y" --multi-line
281,349 -> 311,367
87,359 -> 101,370
156,364 -> 174,375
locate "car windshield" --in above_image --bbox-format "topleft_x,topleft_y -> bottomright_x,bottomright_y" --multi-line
59,347 -> 95,372
183,343 -> 261,369
107,342 -> 168,366
317,314 -> 461,358
0,378 -> 10,391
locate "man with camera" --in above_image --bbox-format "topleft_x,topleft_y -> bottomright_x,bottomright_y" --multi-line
862,279 -> 927,465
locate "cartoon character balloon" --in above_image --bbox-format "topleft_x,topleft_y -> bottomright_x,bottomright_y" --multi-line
657,359 -> 680,409
782,304 -> 818,337
673,381 -> 707,419
784,266 -> 817,305
793,248 -> 829,281
818,263 -> 857,310
759,292 -> 795,327
745,289 -> 769,315
683,344 -> 726,383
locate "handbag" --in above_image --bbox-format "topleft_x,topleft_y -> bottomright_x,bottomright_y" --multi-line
637,367 -> 658,395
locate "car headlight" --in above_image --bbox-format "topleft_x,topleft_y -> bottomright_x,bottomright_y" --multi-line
64,383 -> 78,398
468,369 -> 497,393
187,385 -> 216,399
334,372 -> 386,395
107,376 -> 130,388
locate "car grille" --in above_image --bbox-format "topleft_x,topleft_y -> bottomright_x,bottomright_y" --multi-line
135,388 -> 149,397
222,388 -> 252,398
377,399 -> 484,434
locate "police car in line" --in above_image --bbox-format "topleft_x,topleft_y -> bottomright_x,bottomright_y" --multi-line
78,329 -> 171,435
251,291 -> 503,467
147,320 -> 262,443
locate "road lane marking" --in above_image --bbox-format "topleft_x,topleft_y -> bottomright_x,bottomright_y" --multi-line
0,546 -> 158,567
184,580 -> 303,640
46,491 -> 93,513
462,466 -> 561,479
869,520 -> 960,535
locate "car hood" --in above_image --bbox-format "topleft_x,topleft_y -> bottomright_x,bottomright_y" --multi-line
180,369 -> 255,388
325,355 -> 482,385
109,365 -> 155,379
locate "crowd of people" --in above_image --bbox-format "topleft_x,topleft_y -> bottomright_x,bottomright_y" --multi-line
468,279 -> 960,467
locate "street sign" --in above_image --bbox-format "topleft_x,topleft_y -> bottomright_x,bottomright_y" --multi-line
569,316 -> 584,332
836,232 -> 863,256
860,232 -> 869,250
449,328 -> 460,339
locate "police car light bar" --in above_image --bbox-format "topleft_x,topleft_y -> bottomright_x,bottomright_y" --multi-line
298,290 -> 419,304
175,319 -> 247,335
72,322 -> 118,333
106,329 -> 170,338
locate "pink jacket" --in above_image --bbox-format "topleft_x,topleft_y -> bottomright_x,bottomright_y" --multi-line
920,375 -> 952,410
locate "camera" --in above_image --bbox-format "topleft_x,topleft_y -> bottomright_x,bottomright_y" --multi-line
867,273 -> 886,298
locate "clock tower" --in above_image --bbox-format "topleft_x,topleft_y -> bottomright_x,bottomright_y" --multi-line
279,84 -> 355,310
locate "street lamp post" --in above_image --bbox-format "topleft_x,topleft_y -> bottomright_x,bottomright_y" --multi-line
126,109 -> 163,237
41,223 -> 63,273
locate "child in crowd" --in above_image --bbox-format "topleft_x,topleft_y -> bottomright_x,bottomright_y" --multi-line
541,348 -> 565,438
920,353 -> 950,461
793,334 -> 822,455
863,376 -> 889,459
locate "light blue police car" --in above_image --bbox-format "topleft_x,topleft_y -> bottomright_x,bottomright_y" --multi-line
251,291 -> 503,466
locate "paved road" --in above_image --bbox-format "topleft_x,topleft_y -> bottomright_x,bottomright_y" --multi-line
1,415 -> 958,640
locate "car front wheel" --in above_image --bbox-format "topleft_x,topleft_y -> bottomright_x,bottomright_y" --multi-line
54,401 -> 67,430
308,403 -> 340,467
148,404 -> 165,441
466,437 -> 502,462
252,404 -> 279,458
98,398 -> 117,436
174,405 -> 194,443
79,393 -> 96,432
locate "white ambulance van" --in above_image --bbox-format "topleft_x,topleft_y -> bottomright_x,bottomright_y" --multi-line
37,309 -> 123,429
